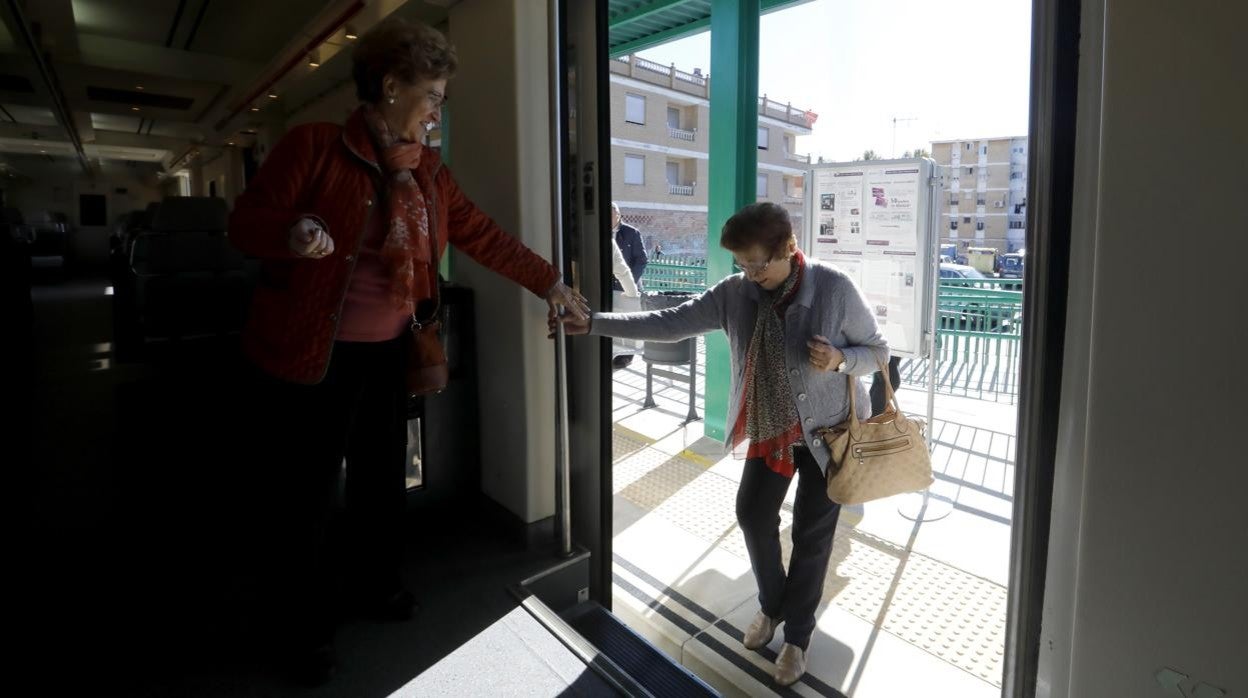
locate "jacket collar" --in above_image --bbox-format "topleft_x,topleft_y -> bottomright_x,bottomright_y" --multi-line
341,105 -> 442,177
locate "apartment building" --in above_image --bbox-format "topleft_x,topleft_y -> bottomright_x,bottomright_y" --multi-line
930,136 -> 1028,255
609,54 -> 815,255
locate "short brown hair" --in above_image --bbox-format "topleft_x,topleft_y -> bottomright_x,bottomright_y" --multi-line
720,202 -> 795,258
352,18 -> 458,104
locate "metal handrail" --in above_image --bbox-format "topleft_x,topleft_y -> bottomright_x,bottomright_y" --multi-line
547,0 -> 571,558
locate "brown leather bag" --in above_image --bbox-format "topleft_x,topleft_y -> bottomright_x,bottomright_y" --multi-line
407,305 -> 447,396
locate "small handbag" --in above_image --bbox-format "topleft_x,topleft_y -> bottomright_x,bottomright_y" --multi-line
406,301 -> 447,397
405,182 -> 447,397
818,363 -> 933,505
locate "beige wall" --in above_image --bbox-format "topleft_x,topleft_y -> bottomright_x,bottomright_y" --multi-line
986,166 -> 1010,190
610,84 -> 709,151
987,139 -> 1012,162
1041,2 -> 1247,696
447,0 -> 556,523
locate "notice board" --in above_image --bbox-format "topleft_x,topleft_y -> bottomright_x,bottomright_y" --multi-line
804,158 -> 938,359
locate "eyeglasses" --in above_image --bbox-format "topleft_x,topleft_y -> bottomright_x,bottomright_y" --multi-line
732,256 -> 775,275
421,89 -> 447,109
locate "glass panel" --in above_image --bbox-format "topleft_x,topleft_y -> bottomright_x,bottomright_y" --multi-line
405,417 -> 423,489
624,154 -> 644,184
625,93 -> 645,124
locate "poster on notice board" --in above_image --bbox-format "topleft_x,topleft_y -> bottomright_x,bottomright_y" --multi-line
807,158 -> 936,359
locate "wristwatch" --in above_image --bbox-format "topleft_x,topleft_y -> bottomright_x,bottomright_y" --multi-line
835,355 -> 848,373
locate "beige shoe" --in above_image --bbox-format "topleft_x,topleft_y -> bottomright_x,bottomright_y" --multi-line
773,642 -> 807,686
742,610 -> 779,650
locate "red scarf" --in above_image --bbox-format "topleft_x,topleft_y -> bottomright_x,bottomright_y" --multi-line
361,104 -> 434,314
730,250 -> 807,478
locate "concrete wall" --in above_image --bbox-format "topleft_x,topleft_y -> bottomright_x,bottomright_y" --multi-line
1038,1 -> 1248,696
447,0 -> 556,523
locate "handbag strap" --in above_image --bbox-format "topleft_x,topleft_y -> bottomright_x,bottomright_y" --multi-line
844,355 -> 906,427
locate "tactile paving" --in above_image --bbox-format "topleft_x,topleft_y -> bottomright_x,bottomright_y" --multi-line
613,429 -> 1008,687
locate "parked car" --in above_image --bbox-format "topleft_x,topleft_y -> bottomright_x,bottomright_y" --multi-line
999,250 -> 1025,279
939,262 -> 986,280
937,263 -> 1018,332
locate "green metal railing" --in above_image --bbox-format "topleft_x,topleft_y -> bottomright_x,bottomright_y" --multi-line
641,260 -> 1026,400
641,255 -> 708,292
925,282 -> 1024,401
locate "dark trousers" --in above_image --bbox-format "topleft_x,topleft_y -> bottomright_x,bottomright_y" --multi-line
870,355 -> 903,416
245,338 -> 409,646
736,447 -> 841,650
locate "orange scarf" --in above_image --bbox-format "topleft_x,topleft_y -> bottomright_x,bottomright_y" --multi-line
361,104 -> 434,315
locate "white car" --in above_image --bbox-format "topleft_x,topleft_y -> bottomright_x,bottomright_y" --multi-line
939,262 -> 986,280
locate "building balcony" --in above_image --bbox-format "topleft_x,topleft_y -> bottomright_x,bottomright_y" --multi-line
668,126 -> 696,142
783,194 -> 803,205
610,54 -> 708,97
784,151 -> 811,164
759,95 -> 817,131
610,55 -> 816,133
668,183 -> 695,196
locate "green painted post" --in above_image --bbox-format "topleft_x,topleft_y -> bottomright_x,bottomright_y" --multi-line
704,0 -> 760,441
438,104 -> 453,280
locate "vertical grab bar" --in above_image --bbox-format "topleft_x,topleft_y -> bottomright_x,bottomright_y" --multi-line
548,0 -> 573,558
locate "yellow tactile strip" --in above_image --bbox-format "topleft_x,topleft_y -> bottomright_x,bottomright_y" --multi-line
612,429 -> 1007,687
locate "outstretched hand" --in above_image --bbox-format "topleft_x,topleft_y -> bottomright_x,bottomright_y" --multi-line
545,280 -> 591,321
548,308 -> 591,338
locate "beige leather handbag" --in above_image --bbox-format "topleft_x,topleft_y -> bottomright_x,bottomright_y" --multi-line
819,365 -> 933,505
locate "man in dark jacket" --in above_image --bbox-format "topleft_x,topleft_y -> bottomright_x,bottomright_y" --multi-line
611,202 -> 647,292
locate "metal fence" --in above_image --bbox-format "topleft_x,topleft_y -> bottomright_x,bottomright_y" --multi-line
640,255 -> 707,293
917,281 -> 1024,402
641,260 -> 1025,401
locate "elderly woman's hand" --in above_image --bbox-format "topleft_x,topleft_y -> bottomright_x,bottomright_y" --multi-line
289,218 -> 334,259
545,280 -> 591,321
808,334 -> 845,372
548,308 -> 591,338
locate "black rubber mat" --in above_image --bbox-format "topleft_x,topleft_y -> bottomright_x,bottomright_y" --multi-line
565,603 -> 719,697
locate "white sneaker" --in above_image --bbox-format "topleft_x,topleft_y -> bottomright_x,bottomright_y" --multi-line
742,610 -> 778,650
773,642 -> 807,686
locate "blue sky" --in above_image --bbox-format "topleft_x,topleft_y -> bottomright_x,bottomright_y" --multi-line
633,0 -> 1032,161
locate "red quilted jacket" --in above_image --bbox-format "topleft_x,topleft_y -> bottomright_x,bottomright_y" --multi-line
230,108 -> 559,384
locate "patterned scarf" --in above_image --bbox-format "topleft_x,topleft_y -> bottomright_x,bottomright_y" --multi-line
361,104 -> 434,314
731,249 -> 807,478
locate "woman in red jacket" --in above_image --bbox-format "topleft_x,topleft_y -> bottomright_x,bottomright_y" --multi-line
230,17 -> 588,683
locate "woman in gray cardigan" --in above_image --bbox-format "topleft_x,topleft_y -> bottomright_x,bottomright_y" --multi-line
554,202 -> 888,686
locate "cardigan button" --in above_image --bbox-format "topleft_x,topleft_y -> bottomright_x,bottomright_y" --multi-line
329,313 -> 338,322
790,369 -> 799,378
365,198 -> 373,206
804,417 -> 813,426
345,254 -> 355,262
798,393 -> 807,401
813,438 -> 823,447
